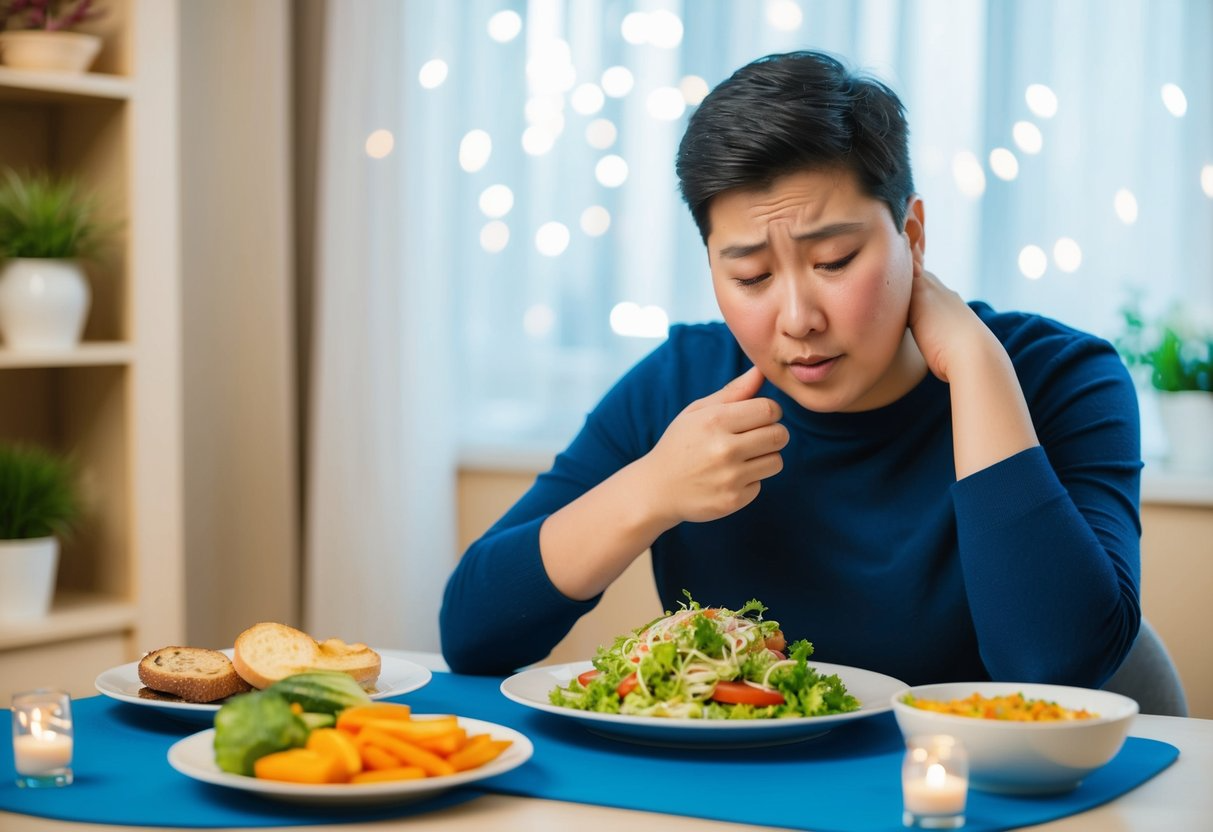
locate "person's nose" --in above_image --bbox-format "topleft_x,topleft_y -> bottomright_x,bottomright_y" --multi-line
776,267 -> 826,339
768,220 -> 826,339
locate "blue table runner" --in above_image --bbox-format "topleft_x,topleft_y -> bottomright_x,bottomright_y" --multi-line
0,671 -> 1178,831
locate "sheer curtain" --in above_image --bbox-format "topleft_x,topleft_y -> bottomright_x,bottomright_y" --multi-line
414,0 -> 1210,455
305,1 -> 456,650
304,0 -> 1211,646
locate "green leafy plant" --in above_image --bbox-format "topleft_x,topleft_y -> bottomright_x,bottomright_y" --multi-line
1116,296 -> 1213,393
0,443 -> 80,539
0,168 -> 103,259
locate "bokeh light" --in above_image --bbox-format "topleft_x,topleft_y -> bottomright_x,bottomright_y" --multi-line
1018,245 -> 1048,280
365,129 -> 394,159
459,129 -> 492,172
535,221 -> 571,257
418,59 -> 448,89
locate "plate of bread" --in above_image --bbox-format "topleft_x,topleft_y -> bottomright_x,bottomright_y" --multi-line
95,622 -> 431,723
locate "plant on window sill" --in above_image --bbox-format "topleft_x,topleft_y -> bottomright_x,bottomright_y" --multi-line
1116,297 -> 1212,394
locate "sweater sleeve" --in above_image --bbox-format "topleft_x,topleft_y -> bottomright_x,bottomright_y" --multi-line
952,330 -> 1142,687
439,338 -> 686,675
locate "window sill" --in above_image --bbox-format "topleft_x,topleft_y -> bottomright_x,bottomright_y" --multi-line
1141,466 -> 1213,507
459,442 -> 557,474
457,447 -> 1213,508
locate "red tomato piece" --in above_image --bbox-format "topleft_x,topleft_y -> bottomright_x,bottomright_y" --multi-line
577,670 -> 600,686
710,680 -> 785,707
616,672 -> 639,698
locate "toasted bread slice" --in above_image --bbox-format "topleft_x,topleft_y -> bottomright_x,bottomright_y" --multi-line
231,622 -> 382,690
138,646 -> 253,703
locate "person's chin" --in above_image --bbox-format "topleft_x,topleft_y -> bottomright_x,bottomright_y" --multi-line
771,370 -> 852,413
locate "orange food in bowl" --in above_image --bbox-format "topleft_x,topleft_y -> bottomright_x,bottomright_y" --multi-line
891,681 -> 1138,795
903,691 -> 1097,721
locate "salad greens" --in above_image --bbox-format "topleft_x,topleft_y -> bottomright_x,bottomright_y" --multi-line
550,594 -> 859,719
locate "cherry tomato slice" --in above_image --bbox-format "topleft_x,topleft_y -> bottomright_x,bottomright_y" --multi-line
576,669 -> 600,686
764,630 -> 787,654
710,680 -> 785,707
616,672 -> 639,698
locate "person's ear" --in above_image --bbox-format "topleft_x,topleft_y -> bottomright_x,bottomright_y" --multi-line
903,195 -> 925,267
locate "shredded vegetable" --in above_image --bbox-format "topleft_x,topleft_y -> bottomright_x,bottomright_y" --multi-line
549,593 -> 860,720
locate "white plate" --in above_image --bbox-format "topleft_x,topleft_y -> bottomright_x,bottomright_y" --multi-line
501,660 -> 907,748
95,649 -> 432,724
167,717 -> 533,806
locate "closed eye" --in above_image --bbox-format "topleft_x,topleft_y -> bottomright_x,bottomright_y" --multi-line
817,251 -> 859,272
735,273 -> 771,287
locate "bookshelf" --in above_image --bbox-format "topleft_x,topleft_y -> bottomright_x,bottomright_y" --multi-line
0,0 -> 183,700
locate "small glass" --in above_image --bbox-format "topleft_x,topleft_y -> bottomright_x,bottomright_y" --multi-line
11,689 -> 74,788
902,734 -> 967,829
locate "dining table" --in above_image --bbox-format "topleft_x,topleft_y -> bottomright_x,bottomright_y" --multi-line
2,650 -> 1210,832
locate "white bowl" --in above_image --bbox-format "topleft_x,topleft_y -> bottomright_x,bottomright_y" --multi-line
891,681 -> 1138,795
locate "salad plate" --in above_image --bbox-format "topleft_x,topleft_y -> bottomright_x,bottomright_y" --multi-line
501,660 -> 907,748
95,649 -> 432,724
167,717 -> 533,806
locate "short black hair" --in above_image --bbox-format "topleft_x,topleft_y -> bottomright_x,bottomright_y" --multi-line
676,50 -> 915,244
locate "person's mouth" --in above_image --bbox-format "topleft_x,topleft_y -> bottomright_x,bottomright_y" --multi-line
787,354 -> 841,383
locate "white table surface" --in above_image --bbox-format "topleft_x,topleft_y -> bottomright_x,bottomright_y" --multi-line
4,651 -> 1209,832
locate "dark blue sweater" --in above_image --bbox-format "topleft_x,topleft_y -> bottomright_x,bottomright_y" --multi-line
441,304 -> 1142,687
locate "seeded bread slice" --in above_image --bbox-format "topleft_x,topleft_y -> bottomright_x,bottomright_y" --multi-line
138,646 -> 253,703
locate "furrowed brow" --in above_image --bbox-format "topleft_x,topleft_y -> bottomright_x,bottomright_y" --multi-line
716,222 -> 866,260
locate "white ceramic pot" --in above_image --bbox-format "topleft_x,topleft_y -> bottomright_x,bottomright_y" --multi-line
1158,391 -> 1213,475
0,536 -> 59,620
0,31 -> 101,73
0,258 -> 91,351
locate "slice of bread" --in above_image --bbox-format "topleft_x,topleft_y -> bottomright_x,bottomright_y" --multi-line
231,622 -> 382,690
138,646 -> 253,703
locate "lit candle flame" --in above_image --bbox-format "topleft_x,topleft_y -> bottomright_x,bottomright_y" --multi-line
926,762 -> 947,788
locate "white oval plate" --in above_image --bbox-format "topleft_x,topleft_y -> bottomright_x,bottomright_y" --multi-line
95,649 -> 432,724
167,717 -> 533,806
501,660 -> 907,748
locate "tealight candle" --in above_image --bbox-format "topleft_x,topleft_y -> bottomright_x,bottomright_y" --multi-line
902,734 -> 967,829
11,689 -> 74,788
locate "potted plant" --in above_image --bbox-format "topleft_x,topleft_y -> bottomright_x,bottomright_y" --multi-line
0,167 -> 103,351
0,443 -> 80,620
0,0 -> 104,73
1116,297 -> 1213,475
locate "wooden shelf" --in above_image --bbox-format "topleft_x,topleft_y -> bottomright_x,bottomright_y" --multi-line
0,591 -> 136,651
0,67 -> 131,101
0,341 -> 134,368
0,1 -> 185,703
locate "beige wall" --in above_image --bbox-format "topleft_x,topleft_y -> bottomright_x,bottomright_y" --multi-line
456,467 -> 1213,718
1139,502 -> 1213,718
178,0 -> 300,647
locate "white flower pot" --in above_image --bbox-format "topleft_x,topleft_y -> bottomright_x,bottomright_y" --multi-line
0,258 -> 91,351
0,31 -> 101,73
0,536 -> 59,620
1158,391 -> 1213,475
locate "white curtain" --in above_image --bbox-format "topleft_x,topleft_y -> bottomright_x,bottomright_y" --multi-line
305,0 -> 455,650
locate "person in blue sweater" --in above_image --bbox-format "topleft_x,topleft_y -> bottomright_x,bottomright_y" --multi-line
440,50 -> 1142,688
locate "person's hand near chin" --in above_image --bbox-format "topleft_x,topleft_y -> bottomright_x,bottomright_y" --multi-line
540,364 -> 789,601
